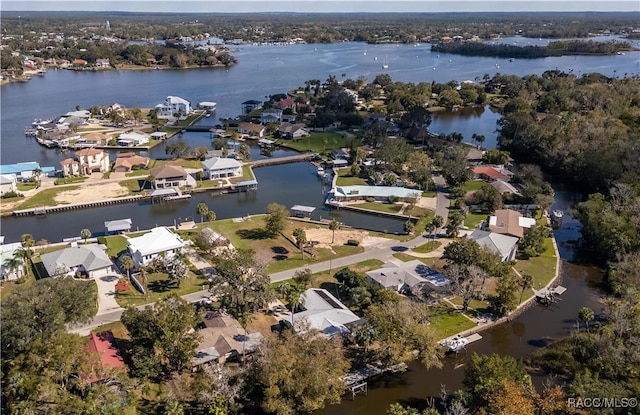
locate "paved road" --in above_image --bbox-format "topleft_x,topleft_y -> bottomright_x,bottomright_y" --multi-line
433,174 -> 450,230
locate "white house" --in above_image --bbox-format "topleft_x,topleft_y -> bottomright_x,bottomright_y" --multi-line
366,260 -> 451,293
0,174 -> 17,196
60,148 -> 110,176
284,288 -> 362,338
260,108 -> 282,124
155,96 -> 192,119
40,244 -> 114,278
202,157 -> 243,180
468,230 -> 519,262
0,242 -> 24,280
149,165 -> 196,189
116,131 -> 150,147
278,122 -> 309,139
126,227 -> 185,268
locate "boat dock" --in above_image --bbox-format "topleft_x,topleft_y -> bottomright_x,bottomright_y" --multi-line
439,333 -> 483,353
343,363 -> 407,399
248,153 -> 311,168
13,195 -> 149,216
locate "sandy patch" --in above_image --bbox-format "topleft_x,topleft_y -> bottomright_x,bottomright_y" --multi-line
54,182 -> 130,204
304,228 -> 369,249
416,196 -> 437,210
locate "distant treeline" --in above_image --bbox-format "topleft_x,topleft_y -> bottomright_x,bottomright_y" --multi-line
432,39 -> 635,58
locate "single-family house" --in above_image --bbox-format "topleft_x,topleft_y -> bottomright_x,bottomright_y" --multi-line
0,242 -> 24,280
201,228 -> 230,247
490,179 -> 521,196
126,226 -> 185,268
284,288 -> 362,338
112,152 -> 150,172
366,260 -> 451,293
194,311 -> 263,366
472,165 -> 513,182
260,108 -> 283,124
488,209 -> 536,239
241,100 -> 262,114
0,162 -> 55,181
465,147 -> 484,164
95,58 -> 110,68
72,58 -> 88,67
202,157 -> 243,180
79,132 -> 110,146
467,230 -> 519,262
330,185 -> 420,203
40,244 -> 114,278
272,97 -> 297,110
84,331 -> 126,383
148,165 -> 196,189
155,96 -> 191,119
60,148 -> 110,176
0,174 -> 17,196
116,132 -> 150,147
238,122 -> 265,137
278,122 -> 309,139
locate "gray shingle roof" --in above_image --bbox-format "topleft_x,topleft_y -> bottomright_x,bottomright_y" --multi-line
40,244 -> 113,276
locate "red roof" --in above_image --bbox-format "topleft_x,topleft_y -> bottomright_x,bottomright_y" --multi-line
472,166 -> 511,181
85,331 -> 125,382
75,148 -> 103,157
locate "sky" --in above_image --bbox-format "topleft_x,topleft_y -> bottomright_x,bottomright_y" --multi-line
2,0 -> 638,13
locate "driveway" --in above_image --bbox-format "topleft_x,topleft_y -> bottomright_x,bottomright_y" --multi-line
95,274 -> 124,315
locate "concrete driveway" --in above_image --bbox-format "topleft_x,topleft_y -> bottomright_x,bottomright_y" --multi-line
95,274 -> 124,315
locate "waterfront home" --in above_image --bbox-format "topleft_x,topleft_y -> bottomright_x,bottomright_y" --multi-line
366,260 -> 451,293
488,209 -> 536,239
84,331 -> 126,383
60,148 -> 110,176
241,99 -> 263,114
490,179 -> 521,196
150,131 -> 168,141
283,288 -> 362,338
467,230 -> 519,262
72,58 -> 88,67
116,131 -> 150,147
0,162 -> 55,181
40,244 -> 114,278
112,152 -> 150,172
194,311 -> 263,366
78,132 -> 110,146
202,157 -> 242,180
260,108 -> 283,124
126,226 -> 185,268
330,185 -> 420,203
238,122 -> 266,137
0,242 -> 24,280
0,174 -> 17,196
155,95 -> 192,119
278,122 -> 309,138
148,165 -> 196,189
472,165 -> 513,182
95,58 -> 110,68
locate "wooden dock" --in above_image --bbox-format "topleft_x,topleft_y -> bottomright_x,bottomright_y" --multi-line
343,363 -> 407,399
12,195 -> 149,216
249,153 -> 311,168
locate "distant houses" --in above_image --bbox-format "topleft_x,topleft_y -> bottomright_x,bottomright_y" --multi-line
472,165 -> 513,182
260,108 -> 282,124
126,226 -> 185,268
0,161 -> 55,181
60,148 -> 110,176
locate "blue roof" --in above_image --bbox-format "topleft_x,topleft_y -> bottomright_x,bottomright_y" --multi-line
0,162 -> 42,175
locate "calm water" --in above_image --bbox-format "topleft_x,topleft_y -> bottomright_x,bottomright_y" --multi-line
2,41 -> 639,166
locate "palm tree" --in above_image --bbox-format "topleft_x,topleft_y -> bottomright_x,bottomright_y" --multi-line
292,228 -> 307,259
139,265 -> 148,299
277,281 -> 291,299
518,273 -> 534,303
120,256 -> 134,281
431,216 -> 444,237
206,210 -> 216,222
196,202 -> 210,223
286,284 -> 305,327
328,220 -> 341,244
80,228 -> 91,244
32,167 -> 42,184
21,233 -> 35,249
2,256 -> 22,280
578,307 -> 595,332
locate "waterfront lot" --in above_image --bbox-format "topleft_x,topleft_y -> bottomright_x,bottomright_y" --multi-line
278,131 -> 360,153
114,271 -> 206,308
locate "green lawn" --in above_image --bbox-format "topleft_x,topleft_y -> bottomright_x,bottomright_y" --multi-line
392,253 -> 438,266
17,182 -> 38,191
54,176 -> 88,185
413,241 -> 442,254
115,271 -> 206,308
265,244 -> 363,274
335,168 -> 368,186
279,132 -> 360,153
514,237 -> 557,290
464,213 -> 487,230
229,165 -> 255,183
14,186 -> 80,210
355,201 -> 402,214
422,190 -> 436,197
97,235 -> 129,258
405,205 -> 431,217
461,180 -> 486,193
448,297 -> 491,312
429,304 -> 476,340
119,178 -> 146,194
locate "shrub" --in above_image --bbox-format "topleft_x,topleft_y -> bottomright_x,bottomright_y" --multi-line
388,195 -> 399,204
1,191 -> 24,199
15,277 -> 26,284
366,197 -> 376,202
346,239 -> 360,246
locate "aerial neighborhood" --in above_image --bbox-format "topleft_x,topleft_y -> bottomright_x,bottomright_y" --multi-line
1,8 -> 639,415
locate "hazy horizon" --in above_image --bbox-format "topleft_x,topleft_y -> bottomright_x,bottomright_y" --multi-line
2,1 -> 638,13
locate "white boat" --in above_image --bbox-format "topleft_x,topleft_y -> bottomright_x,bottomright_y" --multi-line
317,166 -> 325,176
443,335 -> 469,353
382,55 -> 389,69
551,210 -> 564,227
205,113 -> 211,118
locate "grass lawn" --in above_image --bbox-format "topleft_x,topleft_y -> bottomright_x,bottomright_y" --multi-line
280,132 -> 360,153
422,190 -> 436,197
119,178 -> 146,194
405,205 -> 431,217
413,241 -> 442,254
15,186 -> 80,210
115,271 -> 206,308
461,180 -> 486,193
265,244 -> 363,274
356,201 -> 402,214
429,304 -> 476,340
94,320 -> 130,338
392,253 -> 438,267
514,237 -> 557,290
464,212 -> 487,230
17,182 -> 38,191
98,235 -> 129,258
229,165 -> 255,183
54,176 -> 88,185
335,168 -> 368,186
448,296 -> 491,312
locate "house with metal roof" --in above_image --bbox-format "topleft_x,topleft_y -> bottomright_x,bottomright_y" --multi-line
104,218 -> 132,234
467,230 -> 519,262
202,157 -> 243,180
1,242 -> 24,280
366,260 -> 451,293
331,185 -> 421,202
0,162 -> 55,180
40,244 -> 114,278
116,131 -> 149,147
284,288 -> 362,338
126,226 -> 185,268
0,174 -> 17,196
